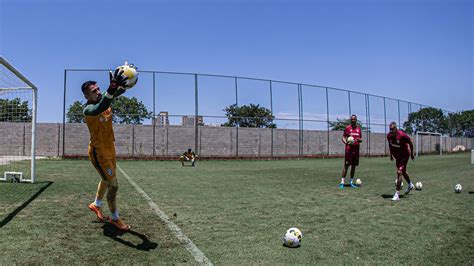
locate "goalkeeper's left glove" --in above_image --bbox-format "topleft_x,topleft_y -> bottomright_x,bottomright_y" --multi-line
107,68 -> 128,96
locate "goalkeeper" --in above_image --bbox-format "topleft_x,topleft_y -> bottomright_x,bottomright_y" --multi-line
180,148 -> 197,167
82,68 -> 130,231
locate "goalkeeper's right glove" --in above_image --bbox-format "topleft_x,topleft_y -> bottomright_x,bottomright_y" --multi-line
107,69 -> 128,96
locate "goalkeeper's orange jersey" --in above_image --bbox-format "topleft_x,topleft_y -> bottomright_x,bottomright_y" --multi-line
85,107 -> 115,155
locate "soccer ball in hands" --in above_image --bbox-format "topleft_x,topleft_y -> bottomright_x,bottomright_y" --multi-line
415,182 -> 422,190
454,184 -> 462,193
355,178 -> 362,186
116,62 -> 138,89
282,227 -> 303,248
346,136 -> 355,145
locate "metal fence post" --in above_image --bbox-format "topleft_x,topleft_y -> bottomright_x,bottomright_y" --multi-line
383,97 -> 387,155
365,94 -> 370,156
194,74 -> 199,154
62,69 -> 67,157
298,84 -> 303,156
348,91 -> 351,117
235,77 -> 239,157
326,87 -> 330,156
152,72 -> 156,157
397,99 -> 401,128
269,80 -> 274,157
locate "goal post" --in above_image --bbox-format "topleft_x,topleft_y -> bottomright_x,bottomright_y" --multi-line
415,131 -> 443,157
0,56 -> 38,183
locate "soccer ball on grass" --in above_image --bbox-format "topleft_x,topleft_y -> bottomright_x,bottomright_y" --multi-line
282,227 -> 303,248
115,62 -> 138,89
454,184 -> 462,193
415,182 -> 422,190
395,179 -> 404,188
355,178 -> 362,186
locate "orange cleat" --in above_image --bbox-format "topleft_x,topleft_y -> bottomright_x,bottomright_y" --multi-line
88,203 -> 107,222
108,217 -> 131,231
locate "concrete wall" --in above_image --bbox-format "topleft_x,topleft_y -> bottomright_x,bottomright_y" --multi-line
0,122 -> 472,158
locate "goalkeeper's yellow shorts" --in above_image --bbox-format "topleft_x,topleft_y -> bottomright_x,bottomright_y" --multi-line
88,146 -> 117,187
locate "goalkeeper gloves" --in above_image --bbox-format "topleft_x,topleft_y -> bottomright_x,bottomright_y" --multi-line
107,68 -> 129,96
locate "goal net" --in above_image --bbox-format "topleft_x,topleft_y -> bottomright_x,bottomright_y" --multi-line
415,131 -> 444,157
0,57 -> 38,183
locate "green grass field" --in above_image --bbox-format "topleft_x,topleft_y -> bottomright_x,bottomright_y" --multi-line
1,153 -> 473,264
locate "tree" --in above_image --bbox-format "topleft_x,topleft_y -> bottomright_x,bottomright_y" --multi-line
329,118 -> 366,131
446,110 -> 474,137
66,101 -> 85,123
65,96 -> 151,124
0,98 -> 32,122
222,104 -> 276,128
403,107 -> 447,134
111,96 -> 152,124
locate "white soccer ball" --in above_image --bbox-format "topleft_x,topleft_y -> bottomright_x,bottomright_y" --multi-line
116,62 -> 138,89
346,136 -> 355,145
415,182 -> 422,190
282,227 -> 302,248
454,184 -> 462,193
355,178 -> 362,186
395,179 -> 404,187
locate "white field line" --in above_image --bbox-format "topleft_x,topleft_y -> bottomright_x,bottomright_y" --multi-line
117,165 -> 213,265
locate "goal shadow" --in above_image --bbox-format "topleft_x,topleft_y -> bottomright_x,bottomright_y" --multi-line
0,181 -> 53,228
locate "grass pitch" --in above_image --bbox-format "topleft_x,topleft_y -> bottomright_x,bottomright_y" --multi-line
1,153 -> 473,264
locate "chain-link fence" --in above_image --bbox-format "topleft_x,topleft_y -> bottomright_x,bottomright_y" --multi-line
59,69 -> 471,158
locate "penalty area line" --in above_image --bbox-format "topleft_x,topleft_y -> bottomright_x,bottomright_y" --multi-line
117,165 -> 213,265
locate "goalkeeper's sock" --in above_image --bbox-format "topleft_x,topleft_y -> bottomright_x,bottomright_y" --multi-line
111,211 -> 119,221
94,198 -> 103,207
340,178 -> 345,184
350,178 -> 354,184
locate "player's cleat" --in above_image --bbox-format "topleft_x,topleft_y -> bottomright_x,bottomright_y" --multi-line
88,203 -> 107,222
404,183 -> 414,195
339,183 -> 344,189
350,182 -> 357,188
108,217 -> 131,231
391,194 -> 400,201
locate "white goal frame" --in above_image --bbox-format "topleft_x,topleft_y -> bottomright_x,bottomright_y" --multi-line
415,131 -> 443,157
0,56 -> 38,183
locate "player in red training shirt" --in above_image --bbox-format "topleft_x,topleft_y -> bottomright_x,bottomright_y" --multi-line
387,122 -> 415,201
340,115 -> 363,189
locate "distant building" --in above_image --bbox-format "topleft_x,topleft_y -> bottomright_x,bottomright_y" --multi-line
154,111 -> 169,126
182,115 -> 204,126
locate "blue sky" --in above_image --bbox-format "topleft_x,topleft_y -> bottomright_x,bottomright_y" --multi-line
1,0 -> 472,126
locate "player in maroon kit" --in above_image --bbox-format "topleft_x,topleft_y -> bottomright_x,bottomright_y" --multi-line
387,122 -> 415,201
340,115 -> 363,189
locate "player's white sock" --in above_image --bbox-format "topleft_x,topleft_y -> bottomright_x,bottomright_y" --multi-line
94,198 -> 102,207
111,211 -> 119,221
341,178 -> 345,184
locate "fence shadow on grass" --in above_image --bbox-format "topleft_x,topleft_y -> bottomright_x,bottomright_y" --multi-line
0,181 -> 54,228
102,223 -> 158,251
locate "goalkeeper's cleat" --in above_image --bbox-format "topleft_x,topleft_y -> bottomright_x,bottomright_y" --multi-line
109,217 -> 131,231
404,183 -> 414,195
88,203 -> 107,222
350,182 -> 358,188
391,194 -> 400,201
339,183 -> 344,189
